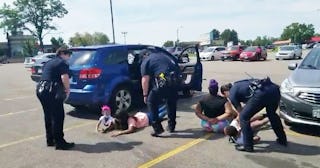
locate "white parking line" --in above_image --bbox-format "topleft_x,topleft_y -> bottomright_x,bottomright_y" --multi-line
3,96 -> 34,101
0,108 -> 38,117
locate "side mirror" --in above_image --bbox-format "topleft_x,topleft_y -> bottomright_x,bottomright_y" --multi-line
288,63 -> 298,70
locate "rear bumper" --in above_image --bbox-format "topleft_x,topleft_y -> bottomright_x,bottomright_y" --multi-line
65,89 -> 110,106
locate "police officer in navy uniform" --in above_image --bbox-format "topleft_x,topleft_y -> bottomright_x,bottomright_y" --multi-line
36,47 -> 75,150
227,77 -> 287,152
140,48 -> 180,136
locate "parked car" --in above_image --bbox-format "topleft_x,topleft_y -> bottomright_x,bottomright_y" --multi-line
25,53 -> 56,68
313,43 -> 320,48
63,44 -> 202,113
199,46 -> 225,61
275,45 -> 302,60
221,45 -> 247,61
239,46 -> 267,61
279,47 -> 320,127
164,46 -> 183,56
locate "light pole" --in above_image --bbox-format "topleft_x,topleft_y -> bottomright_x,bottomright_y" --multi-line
176,26 -> 183,46
121,32 -> 127,44
109,0 -> 115,44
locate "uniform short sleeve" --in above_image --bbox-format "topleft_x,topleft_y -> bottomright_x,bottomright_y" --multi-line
229,86 -> 241,109
140,58 -> 150,76
58,61 -> 69,75
127,117 -> 137,128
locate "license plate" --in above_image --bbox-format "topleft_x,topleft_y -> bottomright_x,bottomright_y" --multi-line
38,69 -> 42,73
312,108 -> 320,118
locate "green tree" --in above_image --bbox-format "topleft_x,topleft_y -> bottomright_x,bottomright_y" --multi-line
163,41 -> 174,47
0,0 -> 68,51
252,36 -> 273,46
220,29 -> 238,45
280,23 -> 315,44
22,38 -> 37,57
69,32 -> 109,47
51,37 -> 65,52
210,29 -> 220,40
0,3 -> 23,35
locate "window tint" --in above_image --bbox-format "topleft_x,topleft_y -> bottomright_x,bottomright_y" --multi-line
299,49 -> 320,69
69,50 -> 96,66
104,49 -> 127,64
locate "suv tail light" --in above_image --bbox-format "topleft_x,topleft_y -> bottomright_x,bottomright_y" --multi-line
31,67 -> 36,74
79,68 -> 102,79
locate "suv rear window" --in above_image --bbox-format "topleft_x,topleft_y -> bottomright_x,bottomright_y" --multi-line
69,50 -> 96,65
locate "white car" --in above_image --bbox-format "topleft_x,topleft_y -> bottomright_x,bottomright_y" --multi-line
200,46 -> 226,61
275,45 -> 302,60
24,53 -> 56,68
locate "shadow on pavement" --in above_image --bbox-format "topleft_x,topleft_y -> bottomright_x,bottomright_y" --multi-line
254,140 -> 320,156
67,108 -> 99,120
71,141 -> 143,153
289,125 -> 320,137
157,128 -> 225,140
177,92 -> 207,113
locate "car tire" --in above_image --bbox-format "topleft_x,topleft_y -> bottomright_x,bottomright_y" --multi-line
276,58 -> 279,60
210,56 -> 214,61
110,85 -> 133,114
292,54 -> 296,60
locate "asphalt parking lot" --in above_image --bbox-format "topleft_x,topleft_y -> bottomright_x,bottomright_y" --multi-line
0,50 -> 319,168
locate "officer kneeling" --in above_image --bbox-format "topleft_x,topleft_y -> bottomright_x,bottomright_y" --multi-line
140,48 -> 180,137
226,77 -> 287,152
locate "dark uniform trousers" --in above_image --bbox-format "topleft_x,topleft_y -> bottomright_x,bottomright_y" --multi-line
36,82 -> 65,144
147,85 -> 178,129
240,83 -> 287,148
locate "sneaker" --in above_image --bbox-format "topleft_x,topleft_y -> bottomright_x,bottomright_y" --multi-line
150,123 -> 164,137
276,138 -> 287,146
46,140 -> 55,147
55,142 -> 75,150
235,145 -> 254,152
166,125 -> 175,133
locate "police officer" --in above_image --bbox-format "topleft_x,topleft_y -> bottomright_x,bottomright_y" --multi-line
140,48 -> 180,136
36,47 -> 75,150
226,77 -> 287,152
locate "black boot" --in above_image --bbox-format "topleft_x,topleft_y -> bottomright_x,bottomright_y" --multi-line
46,140 -> 55,147
55,141 -> 75,150
276,138 -> 288,146
151,122 -> 164,137
235,145 -> 254,152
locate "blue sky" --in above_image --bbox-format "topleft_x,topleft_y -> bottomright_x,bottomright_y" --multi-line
0,0 -> 320,46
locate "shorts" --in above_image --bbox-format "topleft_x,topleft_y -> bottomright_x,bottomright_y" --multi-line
201,119 -> 229,133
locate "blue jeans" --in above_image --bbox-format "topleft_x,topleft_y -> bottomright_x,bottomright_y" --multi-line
240,83 -> 286,149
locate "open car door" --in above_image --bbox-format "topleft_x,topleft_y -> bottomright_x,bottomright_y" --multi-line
177,46 -> 203,96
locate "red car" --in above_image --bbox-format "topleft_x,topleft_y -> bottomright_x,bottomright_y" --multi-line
221,45 -> 247,61
239,46 -> 267,61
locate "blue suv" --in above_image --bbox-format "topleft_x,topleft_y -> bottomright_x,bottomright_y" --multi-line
65,44 -> 202,113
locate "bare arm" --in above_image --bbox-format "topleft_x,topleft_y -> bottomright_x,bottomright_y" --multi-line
111,125 -> 136,137
61,74 -> 70,96
216,101 -> 234,121
96,120 -> 102,132
195,103 -> 210,121
141,75 -> 150,96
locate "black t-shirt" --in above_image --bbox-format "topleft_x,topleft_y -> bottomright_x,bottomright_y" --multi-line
199,95 -> 227,118
40,56 -> 69,84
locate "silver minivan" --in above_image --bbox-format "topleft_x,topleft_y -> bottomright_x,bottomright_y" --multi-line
279,48 -> 320,126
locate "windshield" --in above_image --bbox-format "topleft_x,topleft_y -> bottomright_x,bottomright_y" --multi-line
165,47 -> 175,53
299,49 -> 320,70
69,50 -> 96,66
244,46 -> 257,52
203,48 -> 215,52
280,46 -> 294,51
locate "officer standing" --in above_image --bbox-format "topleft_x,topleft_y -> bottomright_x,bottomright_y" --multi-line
36,47 -> 75,150
227,77 -> 287,152
140,48 -> 180,136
